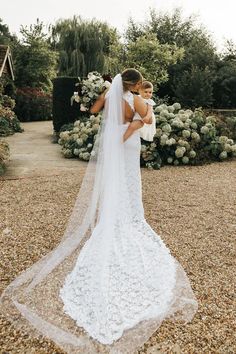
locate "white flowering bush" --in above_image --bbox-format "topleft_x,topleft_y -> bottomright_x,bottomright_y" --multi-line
58,114 -> 102,160
61,82 -> 236,169
71,72 -> 111,112
140,103 -> 236,169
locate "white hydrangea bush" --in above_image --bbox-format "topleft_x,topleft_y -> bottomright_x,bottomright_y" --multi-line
59,99 -> 236,168
140,103 -> 236,169
58,114 -> 102,161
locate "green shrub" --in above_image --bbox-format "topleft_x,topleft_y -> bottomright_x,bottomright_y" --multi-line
0,105 -> 24,136
57,99 -> 236,169
15,87 -> 52,122
52,77 -> 80,132
0,139 -> 10,175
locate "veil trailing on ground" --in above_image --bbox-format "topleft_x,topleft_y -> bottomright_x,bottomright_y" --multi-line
0,74 -> 197,353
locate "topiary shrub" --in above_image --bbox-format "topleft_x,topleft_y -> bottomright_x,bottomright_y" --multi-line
52,77 -> 80,132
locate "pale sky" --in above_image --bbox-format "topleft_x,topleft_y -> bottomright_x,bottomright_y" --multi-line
1,0 -> 236,51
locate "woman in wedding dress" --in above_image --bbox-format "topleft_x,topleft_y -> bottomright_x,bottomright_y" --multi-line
0,69 -> 198,354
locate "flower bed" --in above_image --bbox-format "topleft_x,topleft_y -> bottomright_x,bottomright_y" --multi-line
0,96 -> 24,137
58,94 -> 236,168
15,87 -> 52,122
58,114 -> 102,160
140,103 -> 236,169
0,139 -> 10,175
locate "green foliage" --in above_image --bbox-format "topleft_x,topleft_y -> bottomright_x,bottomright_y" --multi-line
0,18 -> 16,45
126,8 -> 218,107
14,19 -> 58,90
15,87 -> 52,122
173,66 -> 214,107
125,33 -> 184,88
0,139 -> 10,175
213,43 -> 236,108
50,16 -> 119,77
0,104 -> 23,136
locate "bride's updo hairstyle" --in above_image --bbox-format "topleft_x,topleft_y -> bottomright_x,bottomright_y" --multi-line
121,68 -> 143,90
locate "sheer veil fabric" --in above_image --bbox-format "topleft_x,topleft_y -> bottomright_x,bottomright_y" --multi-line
0,74 -> 198,353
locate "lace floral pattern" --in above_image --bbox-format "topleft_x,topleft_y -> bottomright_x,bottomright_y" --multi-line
60,125 -> 178,345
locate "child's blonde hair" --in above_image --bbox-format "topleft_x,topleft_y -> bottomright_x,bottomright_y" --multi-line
140,81 -> 153,90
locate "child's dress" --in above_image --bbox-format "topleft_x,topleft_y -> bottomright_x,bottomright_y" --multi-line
133,97 -> 156,141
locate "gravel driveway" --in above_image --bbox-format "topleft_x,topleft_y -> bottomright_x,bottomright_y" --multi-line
0,121 -> 235,353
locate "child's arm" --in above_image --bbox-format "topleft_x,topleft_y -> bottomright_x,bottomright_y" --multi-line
123,120 -> 144,142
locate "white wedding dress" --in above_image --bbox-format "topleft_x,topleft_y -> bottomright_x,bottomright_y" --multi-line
60,90 -> 197,346
0,75 -> 197,354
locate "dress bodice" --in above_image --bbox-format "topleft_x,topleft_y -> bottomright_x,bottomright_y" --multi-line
123,91 -> 134,111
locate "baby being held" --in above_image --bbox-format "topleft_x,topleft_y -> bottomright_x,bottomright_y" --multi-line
123,81 -> 156,143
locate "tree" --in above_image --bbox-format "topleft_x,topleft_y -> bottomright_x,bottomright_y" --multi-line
125,33 -> 184,88
125,8 -> 218,107
50,16 -> 120,77
173,66 -> 214,107
213,41 -> 236,108
14,19 -> 58,90
0,18 -> 16,45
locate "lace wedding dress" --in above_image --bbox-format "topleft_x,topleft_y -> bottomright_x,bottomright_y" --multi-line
0,75 -> 197,354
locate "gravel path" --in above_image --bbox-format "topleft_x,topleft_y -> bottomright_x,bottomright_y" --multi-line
0,122 -> 235,353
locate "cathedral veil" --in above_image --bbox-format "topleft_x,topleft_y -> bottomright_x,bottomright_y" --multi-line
0,74 -> 198,354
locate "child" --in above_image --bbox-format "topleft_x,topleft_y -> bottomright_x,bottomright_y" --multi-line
123,81 -> 156,142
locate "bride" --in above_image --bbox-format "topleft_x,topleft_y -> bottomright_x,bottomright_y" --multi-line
0,69 -> 198,353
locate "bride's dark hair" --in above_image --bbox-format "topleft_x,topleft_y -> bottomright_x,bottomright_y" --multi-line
121,68 -> 143,90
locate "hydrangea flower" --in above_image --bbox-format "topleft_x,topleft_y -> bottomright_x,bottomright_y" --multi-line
73,148 -> 80,156
189,150 -> 196,158
175,147 -> 186,158
231,145 -> 236,152
166,138 -> 176,146
171,118 -> 184,128
162,124 -> 172,133
200,126 -> 209,134
182,129 -> 191,138
160,134 -> 168,145
219,151 -> 227,159
224,143 -> 232,152
167,105 -> 175,113
191,132 -> 200,141
76,138 -> 83,146
182,156 -> 189,164
173,102 -> 181,110
219,136 -> 228,144
173,159 -> 179,165
160,109 -> 169,118
155,128 -> 162,137
190,122 -> 198,129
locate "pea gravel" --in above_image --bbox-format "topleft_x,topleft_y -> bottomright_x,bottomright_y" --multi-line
0,126 -> 236,353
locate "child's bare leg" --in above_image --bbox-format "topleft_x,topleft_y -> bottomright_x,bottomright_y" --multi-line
123,120 -> 143,142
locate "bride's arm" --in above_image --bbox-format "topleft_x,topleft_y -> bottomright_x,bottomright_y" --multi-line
90,93 -> 106,113
141,105 -> 153,124
133,95 -> 152,122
